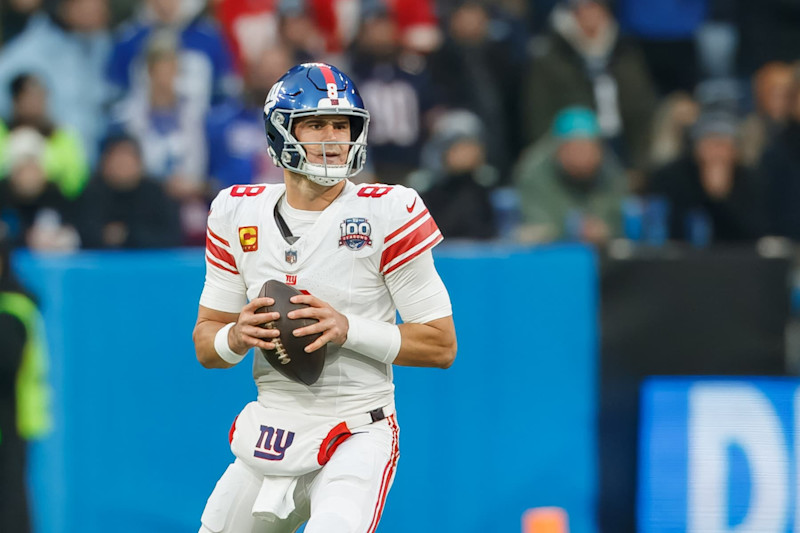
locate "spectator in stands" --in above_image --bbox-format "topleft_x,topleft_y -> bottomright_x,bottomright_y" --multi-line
111,31 -> 208,244
78,134 -> 181,249
649,109 -> 765,243
106,0 -> 237,114
277,2 -> 329,64
515,107 -> 627,245
760,68 -> 800,241
429,1 -> 525,178
648,91 -> 700,171
0,128 -> 79,251
0,0 -> 112,163
206,45 -> 292,193
646,74 -> 742,182
411,110 -> 498,240
2,0 -> 44,45
112,32 -> 206,196
313,0 -> 441,55
349,5 -> 440,184
740,61 -> 794,168
521,0 -> 657,174
0,73 -> 89,199
214,0 -> 440,65
0,233 -> 52,533
213,0 -> 280,71
213,0 -> 326,69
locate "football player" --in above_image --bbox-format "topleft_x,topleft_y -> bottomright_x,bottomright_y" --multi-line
192,63 -> 457,533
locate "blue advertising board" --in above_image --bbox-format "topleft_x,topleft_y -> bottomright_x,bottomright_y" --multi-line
639,378 -> 800,532
14,244 -> 597,533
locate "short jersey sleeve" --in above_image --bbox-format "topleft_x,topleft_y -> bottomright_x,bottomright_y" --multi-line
379,186 -> 443,275
199,192 -> 248,313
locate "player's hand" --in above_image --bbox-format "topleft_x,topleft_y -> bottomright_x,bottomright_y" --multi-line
230,297 -> 281,354
288,294 -> 348,352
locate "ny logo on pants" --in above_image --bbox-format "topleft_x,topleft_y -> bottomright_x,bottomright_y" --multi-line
254,425 -> 295,461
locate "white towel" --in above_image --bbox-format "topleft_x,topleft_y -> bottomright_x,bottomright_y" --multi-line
252,475 -> 299,522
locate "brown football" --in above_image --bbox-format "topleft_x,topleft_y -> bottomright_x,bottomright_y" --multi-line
255,280 -> 326,385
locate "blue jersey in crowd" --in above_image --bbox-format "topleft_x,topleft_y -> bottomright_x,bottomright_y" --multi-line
350,58 -> 439,182
617,0 -> 708,39
106,16 -> 237,111
205,99 -> 282,191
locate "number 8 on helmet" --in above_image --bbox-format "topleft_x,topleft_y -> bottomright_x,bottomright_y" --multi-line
263,62 -> 371,187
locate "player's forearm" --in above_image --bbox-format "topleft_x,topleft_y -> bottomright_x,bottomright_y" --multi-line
193,320 -> 238,369
394,317 -> 457,369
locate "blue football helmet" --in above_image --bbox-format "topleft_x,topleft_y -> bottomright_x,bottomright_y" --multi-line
263,63 -> 370,186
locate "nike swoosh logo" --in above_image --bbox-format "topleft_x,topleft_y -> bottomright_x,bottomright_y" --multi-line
406,198 -> 417,213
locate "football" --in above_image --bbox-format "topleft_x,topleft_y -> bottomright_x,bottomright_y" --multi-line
255,280 -> 326,385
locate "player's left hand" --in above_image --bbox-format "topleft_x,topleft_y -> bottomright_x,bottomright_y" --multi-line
288,294 -> 348,352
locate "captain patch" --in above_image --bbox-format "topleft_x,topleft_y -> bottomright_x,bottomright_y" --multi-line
239,226 -> 258,252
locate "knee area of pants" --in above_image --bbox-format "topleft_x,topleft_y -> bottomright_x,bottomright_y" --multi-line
305,513 -> 357,533
305,498 -> 363,533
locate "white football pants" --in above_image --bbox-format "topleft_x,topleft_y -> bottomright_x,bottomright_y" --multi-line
199,415 -> 399,533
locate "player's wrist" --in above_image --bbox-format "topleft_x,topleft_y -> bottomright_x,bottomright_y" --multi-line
342,314 -> 401,364
228,323 -> 249,354
215,322 -> 246,365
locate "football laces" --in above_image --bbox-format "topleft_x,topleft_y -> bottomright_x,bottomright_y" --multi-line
265,321 -> 291,364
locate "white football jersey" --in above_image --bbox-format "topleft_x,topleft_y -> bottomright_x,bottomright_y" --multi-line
200,180 -> 444,417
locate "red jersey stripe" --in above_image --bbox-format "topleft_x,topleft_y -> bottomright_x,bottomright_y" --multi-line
206,234 -> 237,270
385,209 -> 429,243
206,253 -> 239,275
367,416 -> 400,533
383,233 -> 443,275
367,428 -> 395,532
380,216 -> 439,271
207,227 -> 230,247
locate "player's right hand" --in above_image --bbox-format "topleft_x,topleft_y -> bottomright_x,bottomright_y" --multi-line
230,297 -> 281,354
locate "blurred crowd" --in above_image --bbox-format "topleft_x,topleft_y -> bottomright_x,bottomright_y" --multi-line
0,0 -> 799,251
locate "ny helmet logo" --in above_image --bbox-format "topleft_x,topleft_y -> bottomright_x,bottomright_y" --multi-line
339,217 -> 372,250
254,425 -> 295,461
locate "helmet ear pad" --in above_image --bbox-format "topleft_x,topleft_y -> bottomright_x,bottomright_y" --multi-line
349,115 -> 364,142
265,111 -> 292,167
269,111 -> 304,170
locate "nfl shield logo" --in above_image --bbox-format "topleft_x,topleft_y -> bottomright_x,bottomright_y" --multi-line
285,249 -> 297,264
339,218 -> 373,251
